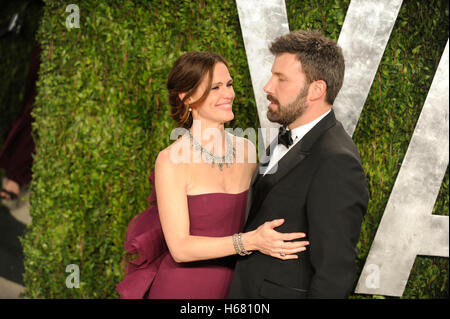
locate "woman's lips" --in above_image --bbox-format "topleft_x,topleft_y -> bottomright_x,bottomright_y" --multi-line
216,103 -> 232,111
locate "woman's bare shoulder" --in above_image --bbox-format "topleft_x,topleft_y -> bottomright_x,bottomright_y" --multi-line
155,137 -> 190,177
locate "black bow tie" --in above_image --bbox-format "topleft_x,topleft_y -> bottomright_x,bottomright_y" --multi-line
278,126 -> 293,148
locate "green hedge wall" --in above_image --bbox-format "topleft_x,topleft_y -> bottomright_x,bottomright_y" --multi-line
18,0 -> 448,298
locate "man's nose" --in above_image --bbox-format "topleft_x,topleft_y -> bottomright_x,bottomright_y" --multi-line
264,76 -> 274,94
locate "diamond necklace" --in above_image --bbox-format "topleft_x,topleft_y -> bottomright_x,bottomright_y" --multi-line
187,130 -> 236,171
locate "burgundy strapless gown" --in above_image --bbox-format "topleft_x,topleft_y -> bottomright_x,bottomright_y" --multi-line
116,171 -> 248,299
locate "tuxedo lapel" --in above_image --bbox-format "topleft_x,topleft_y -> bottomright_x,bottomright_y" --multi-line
246,140 -> 310,227
245,110 -> 337,227
244,139 -> 273,224
250,135 -> 278,188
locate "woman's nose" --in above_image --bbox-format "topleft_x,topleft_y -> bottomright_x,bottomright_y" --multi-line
226,85 -> 235,99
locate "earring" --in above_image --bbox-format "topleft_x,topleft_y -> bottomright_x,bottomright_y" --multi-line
189,107 -> 192,112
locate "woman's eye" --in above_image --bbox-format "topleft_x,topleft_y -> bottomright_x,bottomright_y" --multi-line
211,86 -> 219,90
227,83 -> 233,87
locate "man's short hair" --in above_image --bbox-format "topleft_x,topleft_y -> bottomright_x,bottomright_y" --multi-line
269,30 -> 345,105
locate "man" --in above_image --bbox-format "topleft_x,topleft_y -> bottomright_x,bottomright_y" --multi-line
229,30 -> 369,299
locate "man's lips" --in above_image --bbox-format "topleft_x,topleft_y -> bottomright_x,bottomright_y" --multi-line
268,99 -> 279,109
267,95 -> 280,107
268,102 -> 279,111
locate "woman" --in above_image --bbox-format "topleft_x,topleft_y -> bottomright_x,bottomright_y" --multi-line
116,51 -> 309,299
0,44 -> 40,202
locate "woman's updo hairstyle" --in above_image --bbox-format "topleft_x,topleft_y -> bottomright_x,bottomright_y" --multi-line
167,51 -> 229,129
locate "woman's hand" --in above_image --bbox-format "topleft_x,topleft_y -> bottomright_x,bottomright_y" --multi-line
243,219 -> 309,260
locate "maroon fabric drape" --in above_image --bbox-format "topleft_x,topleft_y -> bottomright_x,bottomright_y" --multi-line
0,43 -> 41,187
116,171 -> 168,299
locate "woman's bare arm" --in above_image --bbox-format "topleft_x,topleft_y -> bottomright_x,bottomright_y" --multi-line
154,145 -> 308,263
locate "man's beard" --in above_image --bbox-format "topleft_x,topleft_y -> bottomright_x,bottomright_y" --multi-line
267,84 -> 310,127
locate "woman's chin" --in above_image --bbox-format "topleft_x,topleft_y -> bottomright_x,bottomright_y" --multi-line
216,110 -> 234,123
223,112 -> 234,122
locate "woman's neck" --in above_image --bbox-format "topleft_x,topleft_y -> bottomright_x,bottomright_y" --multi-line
189,119 -> 227,154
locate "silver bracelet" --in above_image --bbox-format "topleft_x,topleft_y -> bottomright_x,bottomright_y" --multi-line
232,233 -> 246,256
237,233 -> 252,256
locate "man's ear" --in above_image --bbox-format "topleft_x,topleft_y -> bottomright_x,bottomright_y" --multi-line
308,80 -> 327,101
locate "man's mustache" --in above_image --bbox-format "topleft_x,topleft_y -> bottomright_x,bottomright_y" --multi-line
267,94 -> 280,106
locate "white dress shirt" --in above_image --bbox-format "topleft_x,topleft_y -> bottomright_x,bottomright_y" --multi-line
263,110 -> 331,176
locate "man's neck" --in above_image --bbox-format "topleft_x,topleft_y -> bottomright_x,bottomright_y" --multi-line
288,105 -> 331,130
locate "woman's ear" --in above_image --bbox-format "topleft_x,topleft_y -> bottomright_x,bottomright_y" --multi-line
178,92 -> 187,102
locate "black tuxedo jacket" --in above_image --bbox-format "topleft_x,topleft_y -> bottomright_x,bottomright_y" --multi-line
229,110 -> 369,299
